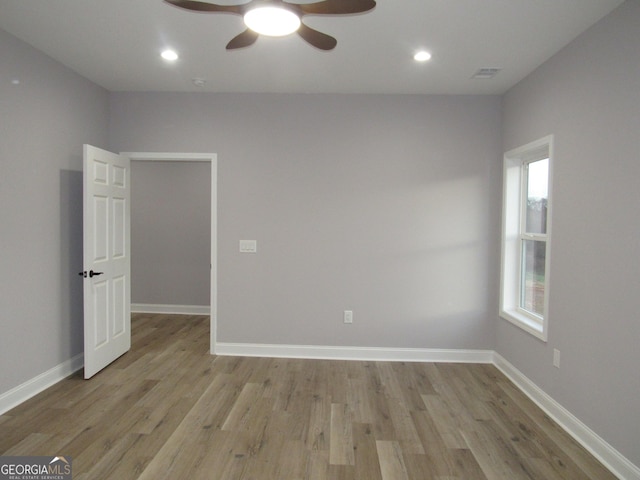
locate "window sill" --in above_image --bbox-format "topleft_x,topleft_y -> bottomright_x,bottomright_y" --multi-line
500,309 -> 547,342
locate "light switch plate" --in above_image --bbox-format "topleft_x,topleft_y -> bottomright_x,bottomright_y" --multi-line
239,240 -> 257,253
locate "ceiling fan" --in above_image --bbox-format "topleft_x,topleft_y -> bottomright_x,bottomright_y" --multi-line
164,0 -> 376,51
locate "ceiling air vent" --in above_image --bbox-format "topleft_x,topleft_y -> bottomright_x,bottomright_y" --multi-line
472,68 -> 501,79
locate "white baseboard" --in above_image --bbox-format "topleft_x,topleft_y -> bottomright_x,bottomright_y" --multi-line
214,342 -> 493,363
131,303 -> 210,315
0,354 -> 84,416
493,353 -> 640,480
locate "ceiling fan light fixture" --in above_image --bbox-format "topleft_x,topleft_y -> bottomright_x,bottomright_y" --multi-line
244,6 -> 301,37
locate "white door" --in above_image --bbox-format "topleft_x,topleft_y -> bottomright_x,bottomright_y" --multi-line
82,145 -> 131,379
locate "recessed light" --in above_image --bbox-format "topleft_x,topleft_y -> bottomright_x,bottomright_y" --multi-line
161,49 -> 179,61
414,51 -> 432,62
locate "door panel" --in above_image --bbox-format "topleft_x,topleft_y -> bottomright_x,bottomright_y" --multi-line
113,275 -> 127,336
94,281 -> 109,347
83,144 -> 131,379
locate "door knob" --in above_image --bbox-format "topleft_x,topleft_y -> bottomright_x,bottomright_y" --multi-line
78,270 -> 104,278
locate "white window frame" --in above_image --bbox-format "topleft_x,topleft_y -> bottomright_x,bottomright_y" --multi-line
500,135 -> 553,341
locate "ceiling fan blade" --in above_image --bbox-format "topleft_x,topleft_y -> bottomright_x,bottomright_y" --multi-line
297,23 -> 337,51
295,0 -> 376,15
164,0 -> 244,14
226,29 -> 260,50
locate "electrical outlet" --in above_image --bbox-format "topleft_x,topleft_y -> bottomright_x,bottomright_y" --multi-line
343,310 -> 353,324
553,349 -> 561,368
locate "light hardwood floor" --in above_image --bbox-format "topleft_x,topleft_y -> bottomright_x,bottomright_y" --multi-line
1,314 -> 616,479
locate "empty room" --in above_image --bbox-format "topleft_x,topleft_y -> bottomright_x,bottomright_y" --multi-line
0,1 -> 638,479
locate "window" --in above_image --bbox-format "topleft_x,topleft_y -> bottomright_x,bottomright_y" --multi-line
500,136 -> 553,340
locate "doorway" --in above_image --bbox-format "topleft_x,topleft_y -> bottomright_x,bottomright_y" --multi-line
124,152 -> 218,353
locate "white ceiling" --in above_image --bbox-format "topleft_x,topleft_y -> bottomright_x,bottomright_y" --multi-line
0,0 -> 624,94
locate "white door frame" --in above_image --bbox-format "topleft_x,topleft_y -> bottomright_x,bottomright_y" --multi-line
123,152 -> 218,353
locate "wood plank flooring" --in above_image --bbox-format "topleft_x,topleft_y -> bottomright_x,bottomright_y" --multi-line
0,314 -> 617,479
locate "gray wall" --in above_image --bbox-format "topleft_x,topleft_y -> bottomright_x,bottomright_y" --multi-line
109,93 -> 502,349
1,1 -> 638,468
0,29 -> 109,393
500,1 -> 640,466
131,161 -> 211,306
